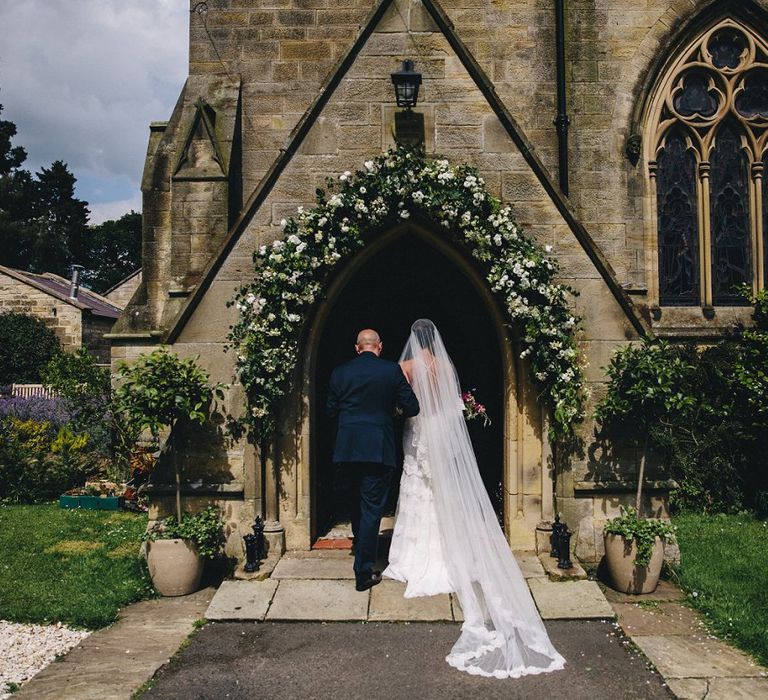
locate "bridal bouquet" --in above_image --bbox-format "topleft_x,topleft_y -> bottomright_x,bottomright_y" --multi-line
462,389 -> 490,427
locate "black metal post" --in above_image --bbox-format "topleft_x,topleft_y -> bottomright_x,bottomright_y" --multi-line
243,533 -> 260,573
550,513 -> 565,558
554,0 -> 570,196
253,515 -> 267,561
557,528 -> 573,569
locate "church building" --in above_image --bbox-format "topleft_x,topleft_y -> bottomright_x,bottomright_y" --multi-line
109,0 -> 768,563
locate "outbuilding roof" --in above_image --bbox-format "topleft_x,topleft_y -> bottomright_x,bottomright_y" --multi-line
0,266 -> 122,319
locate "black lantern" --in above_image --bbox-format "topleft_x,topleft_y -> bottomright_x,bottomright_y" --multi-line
391,59 -> 422,110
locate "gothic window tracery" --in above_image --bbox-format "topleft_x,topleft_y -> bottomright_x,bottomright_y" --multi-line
647,19 -> 768,307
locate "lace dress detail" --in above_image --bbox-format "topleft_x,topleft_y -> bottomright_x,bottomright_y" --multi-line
383,418 -> 453,597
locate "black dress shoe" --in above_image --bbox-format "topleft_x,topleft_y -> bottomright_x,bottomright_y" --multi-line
355,571 -> 382,592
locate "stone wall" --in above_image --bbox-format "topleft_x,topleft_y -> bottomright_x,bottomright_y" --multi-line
115,0 -> 768,561
105,271 -> 142,308
0,271 -> 83,353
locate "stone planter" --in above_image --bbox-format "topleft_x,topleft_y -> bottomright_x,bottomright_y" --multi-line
146,538 -> 203,597
604,532 -> 664,595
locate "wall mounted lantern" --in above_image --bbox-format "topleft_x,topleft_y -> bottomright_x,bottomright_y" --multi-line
391,59 -> 422,110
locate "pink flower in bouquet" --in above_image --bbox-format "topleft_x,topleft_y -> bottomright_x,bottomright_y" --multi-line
461,389 -> 490,427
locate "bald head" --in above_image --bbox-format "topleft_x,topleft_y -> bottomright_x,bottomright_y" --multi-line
355,328 -> 382,356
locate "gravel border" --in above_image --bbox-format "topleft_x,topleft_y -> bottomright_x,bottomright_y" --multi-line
0,620 -> 89,698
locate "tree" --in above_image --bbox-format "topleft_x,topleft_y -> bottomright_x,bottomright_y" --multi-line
0,312 -> 61,384
0,101 -> 34,268
114,348 -> 223,522
594,340 -> 698,515
29,161 -> 89,276
85,211 -> 142,292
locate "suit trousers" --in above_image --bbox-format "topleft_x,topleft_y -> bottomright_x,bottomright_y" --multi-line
346,462 -> 393,580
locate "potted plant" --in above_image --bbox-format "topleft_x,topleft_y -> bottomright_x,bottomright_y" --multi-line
115,347 -> 224,596
142,506 -> 223,596
603,506 -> 674,594
595,340 -> 693,593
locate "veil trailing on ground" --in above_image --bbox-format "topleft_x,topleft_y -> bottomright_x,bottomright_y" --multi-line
399,319 -> 565,678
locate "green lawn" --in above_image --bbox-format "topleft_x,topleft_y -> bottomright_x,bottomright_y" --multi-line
672,512 -> 768,666
0,504 -> 155,629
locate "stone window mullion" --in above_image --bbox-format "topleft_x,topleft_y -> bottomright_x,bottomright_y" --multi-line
698,161 -> 714,308
752,161 -> 765,292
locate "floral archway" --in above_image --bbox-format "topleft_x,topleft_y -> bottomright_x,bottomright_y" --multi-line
228,146 -> 585,439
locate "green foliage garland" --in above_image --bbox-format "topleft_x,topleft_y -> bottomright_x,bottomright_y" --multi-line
229,146 -> 585,440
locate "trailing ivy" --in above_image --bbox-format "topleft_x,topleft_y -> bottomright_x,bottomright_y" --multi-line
229,145 -> 586,440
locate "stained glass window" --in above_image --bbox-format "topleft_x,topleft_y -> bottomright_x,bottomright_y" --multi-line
649,20 -> 768,309
657,130 -> 700,305
710,123 -> 751,304
673,72 -> 718,118
707,29 -> 746,70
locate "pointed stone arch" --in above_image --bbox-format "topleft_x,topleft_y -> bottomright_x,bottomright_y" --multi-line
271,220 -> 552,551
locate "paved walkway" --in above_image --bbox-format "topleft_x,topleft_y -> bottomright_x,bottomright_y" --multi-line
205,550 -> 615,623
13,549 -> 768,699
14,589 -> 214,700
604,582 -> 768,700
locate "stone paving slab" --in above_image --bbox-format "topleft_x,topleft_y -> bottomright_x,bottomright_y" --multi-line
612,601 -> 705,637
632,634 -> 765,679
368,580 -> 453,621
706,676 -> 768,699
266,580 -> 368,621
14,588 -> 214,700
272,556 -> 354,579
528,578 -> 615,620
514,551 -> 546,579
451,595 -> 463,623
205,579 -> 278,621
601,579 -> 684,604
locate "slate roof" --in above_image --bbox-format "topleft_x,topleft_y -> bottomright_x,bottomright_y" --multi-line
0,266 -> 122,319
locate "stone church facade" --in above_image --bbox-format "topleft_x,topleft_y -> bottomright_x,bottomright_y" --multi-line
110,0 -> 768,563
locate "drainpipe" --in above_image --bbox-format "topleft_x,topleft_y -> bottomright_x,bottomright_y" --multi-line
554,0 -> 570,196
69,265 -> 84,299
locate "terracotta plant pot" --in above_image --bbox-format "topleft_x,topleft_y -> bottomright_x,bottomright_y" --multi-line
146,538 -> 204,596
603,532 -> 664,595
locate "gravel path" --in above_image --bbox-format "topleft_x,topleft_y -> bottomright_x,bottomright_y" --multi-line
0,620 -> 89,698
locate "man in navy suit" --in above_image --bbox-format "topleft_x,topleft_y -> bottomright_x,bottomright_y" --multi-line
327,328 -> 420,591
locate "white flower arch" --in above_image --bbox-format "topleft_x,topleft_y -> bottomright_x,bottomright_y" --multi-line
229,146 -> 585,439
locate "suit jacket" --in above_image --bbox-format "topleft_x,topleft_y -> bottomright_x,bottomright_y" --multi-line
327,351 -> 420,467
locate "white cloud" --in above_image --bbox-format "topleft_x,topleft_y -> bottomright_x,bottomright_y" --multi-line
0,0 -> 188,220
89,194 -> 143,226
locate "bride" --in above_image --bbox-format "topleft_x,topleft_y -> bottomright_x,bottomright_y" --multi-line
383,319 -> 565,679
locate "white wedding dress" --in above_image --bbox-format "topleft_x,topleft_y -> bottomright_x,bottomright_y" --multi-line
384,417 -> 453,597
383,319 -> 565,679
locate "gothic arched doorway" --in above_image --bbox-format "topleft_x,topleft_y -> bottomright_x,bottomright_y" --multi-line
311,226 -> 506,542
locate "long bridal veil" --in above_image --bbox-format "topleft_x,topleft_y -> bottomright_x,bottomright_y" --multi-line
399,319 -> 565,678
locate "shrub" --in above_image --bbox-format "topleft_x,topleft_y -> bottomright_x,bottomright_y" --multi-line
0,417 -> 96,502
42,348 -> 136,482
596,293 -> 768,515
0,312 -> 61,384
0,395 -> 73,426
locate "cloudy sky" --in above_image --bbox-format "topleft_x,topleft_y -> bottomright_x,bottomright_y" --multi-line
0,1 -> 188,223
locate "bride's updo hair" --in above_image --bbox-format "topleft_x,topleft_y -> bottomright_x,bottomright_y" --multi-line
411,319 -> 436,348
